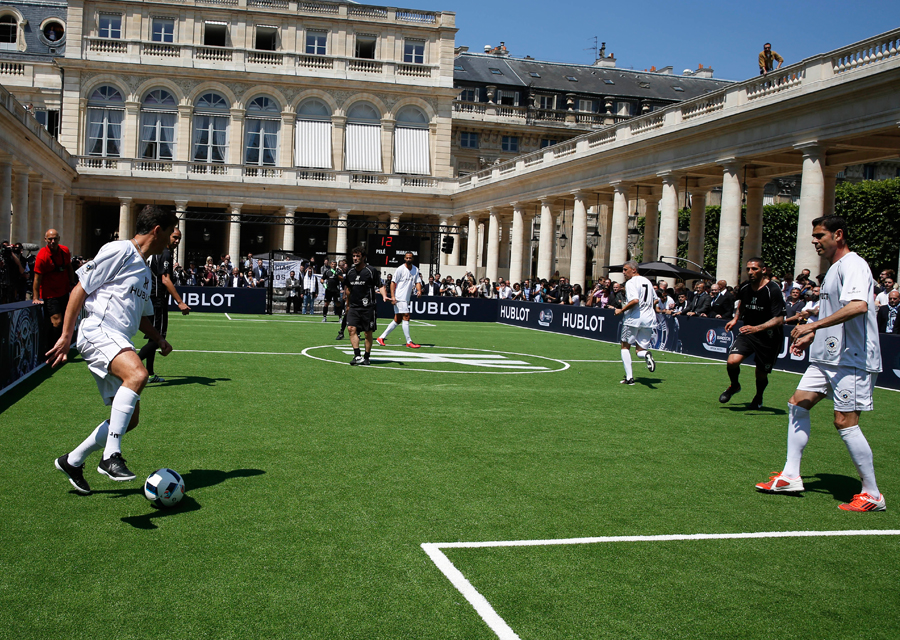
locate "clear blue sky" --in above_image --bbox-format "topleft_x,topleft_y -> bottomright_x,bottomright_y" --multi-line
411,0 -> 900,81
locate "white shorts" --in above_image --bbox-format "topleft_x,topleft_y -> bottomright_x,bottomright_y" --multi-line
393,300 -> 411,315
797,363 -> 875,412
77,322 -> 134,406
621,324 -> 654,351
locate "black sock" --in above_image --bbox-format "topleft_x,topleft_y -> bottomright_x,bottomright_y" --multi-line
756,375 -> 768,399
728,366 -> 740,388
364,352 -> 370,359
146,350 -> 156,376
354,348 -> 361,357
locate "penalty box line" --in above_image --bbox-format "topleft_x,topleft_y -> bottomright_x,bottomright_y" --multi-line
422,529 -> 900,640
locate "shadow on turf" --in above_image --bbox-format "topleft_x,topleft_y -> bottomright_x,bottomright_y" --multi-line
0,351 -> 83,413
88,468 -> 265,530
150,376 -> 231,387
723,403 -> 787,415
635,378 -> 663,389
802,473 -> 861,503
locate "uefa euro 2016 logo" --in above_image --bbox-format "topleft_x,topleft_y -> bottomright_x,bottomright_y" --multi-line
706,329 -> 718,345
538,309 -> 553,327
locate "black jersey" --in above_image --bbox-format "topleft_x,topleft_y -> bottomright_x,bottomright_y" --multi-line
344,265 -> 382,309
737,280 -> 785,327
323,266 -> 342,291
148,248 -> 173,302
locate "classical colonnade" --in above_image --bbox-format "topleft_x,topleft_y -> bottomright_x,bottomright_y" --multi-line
0,158 -> 78,248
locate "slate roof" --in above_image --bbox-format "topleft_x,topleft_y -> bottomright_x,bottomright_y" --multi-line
454,53 -> 732,102
0,0 -> 68,61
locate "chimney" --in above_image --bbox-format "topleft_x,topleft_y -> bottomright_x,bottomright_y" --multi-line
693,64 -> 714,78
657,65 -> 673,75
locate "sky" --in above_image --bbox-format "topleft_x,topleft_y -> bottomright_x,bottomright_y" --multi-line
411,0 -> 900,81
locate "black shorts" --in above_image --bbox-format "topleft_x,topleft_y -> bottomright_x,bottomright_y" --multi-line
44,294 -> 69,317
346,307 -> 377,333
730,331 -> 781,372
324,289 -> 340,303
144,299 -> 169,339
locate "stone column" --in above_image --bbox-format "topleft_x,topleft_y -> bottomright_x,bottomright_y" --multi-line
537,198 -> 555,280
381,120 -> 395,174
335,209 -> 350,260
740,184 -> 765,274
174,200 -> 189,265
658,176 -> 679,264
53,190 -> 65,233
41,183 -> 54,235
499,218 -> 511,270
594,196 -> 613,280
509,203 -> 525,285
717,162 -> 743,287
123,101 -> 141,159
570,191 -> 588,289
0,159 -> 11,242
326,212 -> 338,255
642,190 -> 659,264
449,217 -> 461,267
176,105 -> 192,162
389,211 -> 401,236
688,189 -> 708,273
280,111 -> 295,168
523,211 -> 536,279
228,203 -> 242,264
486,207 -> 500,283
331,115 -> 346,171
465,213 -> 479,274
28,176 -> 43,244
476,221 -> 485,267
794,144 -> 825,277
117,197 -> 133,241
229,110 -> 246,166
609,183 -> 630,283
12,171 -> 28,243
282,206 -> 296,252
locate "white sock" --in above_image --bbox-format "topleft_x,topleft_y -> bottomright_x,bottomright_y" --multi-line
104,387 -> 140,459
380,321 -> 397,340
621,349 -> 633,379
402,320 -> 411,343
839,425 -> 880,498
783,403 -> 810,478
69,420 -> 109,467
636,349 -> 648,359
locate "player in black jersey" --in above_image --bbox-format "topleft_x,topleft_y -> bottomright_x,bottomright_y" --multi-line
720,257 -> 786,409
343,247 -> 387,365
321,260 -> 343,322
138,228 -> 190,382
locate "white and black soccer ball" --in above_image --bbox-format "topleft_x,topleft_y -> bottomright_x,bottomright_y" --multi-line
144,468 -> 186,508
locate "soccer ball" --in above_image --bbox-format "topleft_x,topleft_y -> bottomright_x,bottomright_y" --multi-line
144,468 -> 186,508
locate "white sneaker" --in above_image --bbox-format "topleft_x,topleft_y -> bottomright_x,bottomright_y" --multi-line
350,355 -> 365,366
619,377 -> 635,385
756,471 -> 804,493
839,492 -> 886,512
645,352 -> 655,372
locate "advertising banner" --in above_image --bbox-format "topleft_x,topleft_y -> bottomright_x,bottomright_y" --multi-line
0,302 -> 44,394
376,296 -> 497,322
167,286 -> 267,314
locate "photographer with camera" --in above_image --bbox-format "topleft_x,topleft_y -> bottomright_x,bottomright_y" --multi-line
0,240 -> 27,303
33,229 -> 75,346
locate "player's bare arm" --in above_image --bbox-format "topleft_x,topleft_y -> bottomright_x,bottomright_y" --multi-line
615,298 -> 638,316
741,312 -> 784,335
724,301 -> 741,332
46,283 -> 87,366
791,299 -> 867,342
390,280 -> 398,304
32,273 -> 44,304
162,273 -> 190,315
139,316 -> 172,356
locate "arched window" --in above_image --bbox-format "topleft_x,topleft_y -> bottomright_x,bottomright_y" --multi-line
85,85 -> 124,156
0,15 -> 17,50
141,89 -> 177,160
393,105 -> 430,175
193,92 -> 230,164
344,101 -> 381,172
295,98 -> 332,169
244,95 -> 280,166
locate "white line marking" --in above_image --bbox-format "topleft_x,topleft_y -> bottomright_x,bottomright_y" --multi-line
423,529 -> 900,640
564,359 -> 725,365
179,349 -> 304,356
225,312 -> 232,320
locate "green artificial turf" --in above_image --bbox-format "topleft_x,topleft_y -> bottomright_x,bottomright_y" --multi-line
1,314 -> 898,639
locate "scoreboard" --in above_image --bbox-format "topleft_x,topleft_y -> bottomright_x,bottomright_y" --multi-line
367,234 -> 421,267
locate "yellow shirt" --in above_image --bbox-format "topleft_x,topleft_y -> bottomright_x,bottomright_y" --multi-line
758,49 -> 784,71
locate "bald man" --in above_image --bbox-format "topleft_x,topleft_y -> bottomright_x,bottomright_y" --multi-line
33,228 -> 76,345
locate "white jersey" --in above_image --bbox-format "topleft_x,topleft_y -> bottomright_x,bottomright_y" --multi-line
810,252 -> 881,372
392,264 -> 419,302
624,275 -> 658,328
801,300 -> 819,323
77,240 -> 154,338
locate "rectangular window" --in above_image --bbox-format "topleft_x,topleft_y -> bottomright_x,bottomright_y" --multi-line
355,34 -> 376,59
540,139 -> 556,148
578,99 -> 593,112
501,136 -> 518,153
497,90 -> 519,107
204,22 -> 228,47
616,101 -> 631,117
152,18 -> 174,43
536,94 -> 555,110
255,26 -> 277,51
403,39 -> 425,64
863,164 -> 877,180
0,19 -> 17,48
460,132 -> 478,149
305,29 -> 326,55
458,87 -> 476,102
98,14 -> 122,40
489,68 -> 503,75
34,109 -> 61,138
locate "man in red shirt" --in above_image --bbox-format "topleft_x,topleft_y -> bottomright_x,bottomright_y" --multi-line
33,228 -> 75,343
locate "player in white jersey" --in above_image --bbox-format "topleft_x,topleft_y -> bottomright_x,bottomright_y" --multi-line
757,216 -> 885,512
49,205 -> 178,495
376,252 -> 423,349
614,261 -> 659,385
